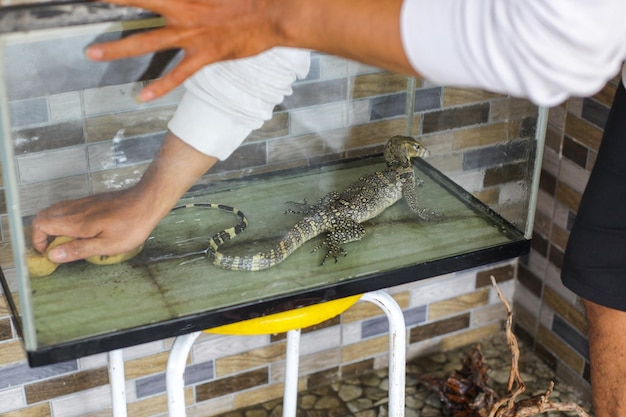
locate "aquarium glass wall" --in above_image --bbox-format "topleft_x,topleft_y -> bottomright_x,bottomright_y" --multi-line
0,10 -> 543,364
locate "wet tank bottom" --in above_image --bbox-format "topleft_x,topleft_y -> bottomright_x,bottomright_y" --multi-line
216,333 -> 592,417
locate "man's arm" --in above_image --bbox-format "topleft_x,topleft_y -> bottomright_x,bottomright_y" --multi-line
86,0 -> 415,102
32,131 -> 217,263
87,0 -> 626,107
32,47 -> 309,262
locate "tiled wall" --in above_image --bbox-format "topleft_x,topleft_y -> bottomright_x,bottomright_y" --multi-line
514,75 -> 621,404
0,21 -> 541,417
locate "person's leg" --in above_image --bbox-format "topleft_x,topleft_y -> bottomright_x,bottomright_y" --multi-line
583,298 -> 626,417
562,81 -> 626,416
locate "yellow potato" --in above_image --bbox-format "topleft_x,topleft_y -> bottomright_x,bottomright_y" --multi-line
26,236 -> 144,277
85,244 -> 143,265
26,247 -> 60,277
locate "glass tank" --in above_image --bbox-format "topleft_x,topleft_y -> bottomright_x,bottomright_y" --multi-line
0,3 -> 545,366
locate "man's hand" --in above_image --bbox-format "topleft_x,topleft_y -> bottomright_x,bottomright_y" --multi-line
86,0 -> 416,101
31,188 -> 160,263
31,132 -> 219,263
86,0 -> 283,101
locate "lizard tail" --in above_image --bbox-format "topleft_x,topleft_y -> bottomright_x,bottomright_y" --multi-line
170,201 -> 248,256
210,216 -> 323,271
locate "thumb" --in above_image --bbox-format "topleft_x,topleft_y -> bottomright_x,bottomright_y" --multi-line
47,238 -> 104,263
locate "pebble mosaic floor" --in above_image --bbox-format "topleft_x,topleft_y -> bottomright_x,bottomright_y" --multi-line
217,333 -> 592,417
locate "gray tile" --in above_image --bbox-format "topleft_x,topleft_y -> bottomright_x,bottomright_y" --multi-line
0,360 -> 77,390
19,174 -> 90,216
4,31 -> 162,100
281,78 -> 348,110
370,93 -> 407,120
298,55 -> 320,83
135,360 -> 214,399
422,103 -> 489,134
17,146 -> 88,183
462,140 -> 530,170
361,305 -> 426,339
212,142 -> 267,173
114,133 -> 165,165
87,133 -> 164,172
9,98 -> 48,128
82,83 -> 145,116
13,120 -> 84,155
582,97 -> 610,129
552,314 -> 589,360
49,92 -> 83,122
413,87 -> 442,113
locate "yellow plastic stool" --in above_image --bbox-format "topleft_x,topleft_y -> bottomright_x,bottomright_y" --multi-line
209,294 -> 362,335
166,291 -> 406,417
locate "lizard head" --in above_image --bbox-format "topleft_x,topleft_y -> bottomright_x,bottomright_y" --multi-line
384,136 -> 430,166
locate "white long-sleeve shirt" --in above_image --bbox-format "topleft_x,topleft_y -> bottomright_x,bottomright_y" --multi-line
170,0 -> 626,159
168,48 -> 310,160
401,0 -> 626,107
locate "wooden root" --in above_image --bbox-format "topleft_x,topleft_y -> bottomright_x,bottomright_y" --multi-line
488,276 -> 590,417
417,276 -> 590,417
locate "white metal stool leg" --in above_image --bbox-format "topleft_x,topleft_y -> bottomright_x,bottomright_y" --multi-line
283,329 -> 301,417
108,349 -> 127,417
167,331 -> 202,417
164,291 -> 405,417
361,291 -> 406,417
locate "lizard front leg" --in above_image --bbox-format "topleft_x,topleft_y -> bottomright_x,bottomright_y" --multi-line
402,183 -> 443,222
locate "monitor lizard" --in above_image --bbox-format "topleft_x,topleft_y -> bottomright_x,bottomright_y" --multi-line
173,135 -> 438,271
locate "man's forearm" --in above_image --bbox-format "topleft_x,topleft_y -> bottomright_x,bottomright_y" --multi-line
134,131 -> 218,227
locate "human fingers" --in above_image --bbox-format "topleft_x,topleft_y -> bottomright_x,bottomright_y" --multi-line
32,209 -> 101,241
32,227 -> 52,253
138,54 -> 211,100
86,27 -> 178,62
46,236 -> 129,264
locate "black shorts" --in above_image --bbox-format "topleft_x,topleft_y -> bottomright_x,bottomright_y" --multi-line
562,81 -> 626,311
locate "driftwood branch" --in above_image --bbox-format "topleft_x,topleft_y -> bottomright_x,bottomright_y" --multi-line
488,276 -> 590,417
418,276 -> 590,417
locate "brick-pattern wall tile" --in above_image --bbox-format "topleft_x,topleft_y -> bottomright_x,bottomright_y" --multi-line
352,72 -> 409,99
536,325 -> 584,374
443,88 -> 502,107
452,123 -> 509,150
215,342 -> 285,377
543,287 -> 586,333
0,317 -> 12,341
232,380 -> 286,410
441,323 -> 501,350
410,313 -> 470,344
341,335 -> 388,364
0,340 -> 28,367
13,120 -> 84,155
422,103 -> 490,134
24,368 -> 108,404
476,264 -> 515,287
196,368 -> 269,402
0,387 -> 28,415
564,113 -> 603,151
428,288 -> 489,320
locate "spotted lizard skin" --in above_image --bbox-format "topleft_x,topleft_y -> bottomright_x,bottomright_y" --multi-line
183,136 -> 434,271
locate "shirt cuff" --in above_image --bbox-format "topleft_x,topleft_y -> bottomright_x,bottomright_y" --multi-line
168,48 -> 311,160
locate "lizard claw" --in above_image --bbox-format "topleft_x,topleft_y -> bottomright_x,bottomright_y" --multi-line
312,241 -> 347,265
284,198 -> 310,214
